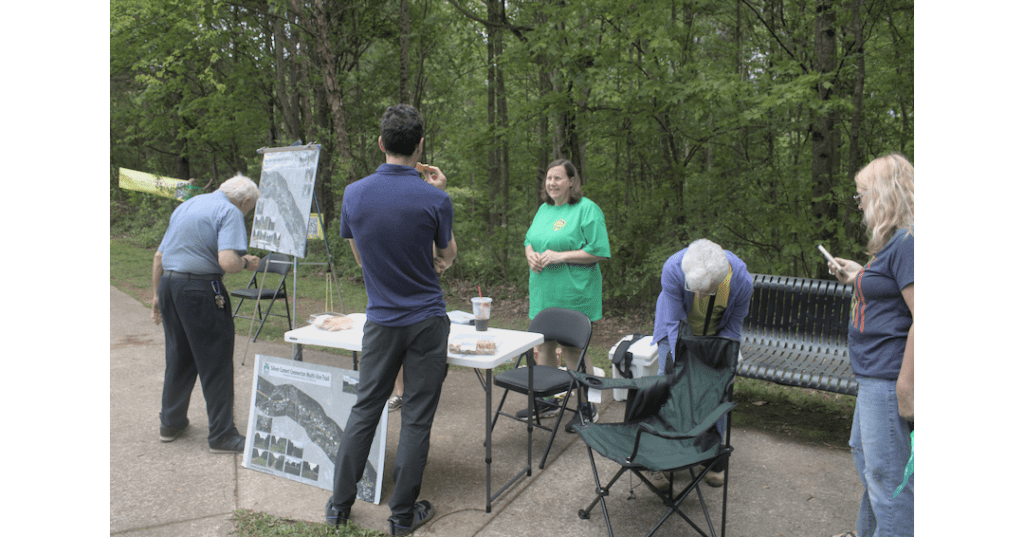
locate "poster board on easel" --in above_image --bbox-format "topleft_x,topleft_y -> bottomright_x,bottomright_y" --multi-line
251,144 -> 320,258
243,354 -> 388,504
248,143 -> 346,362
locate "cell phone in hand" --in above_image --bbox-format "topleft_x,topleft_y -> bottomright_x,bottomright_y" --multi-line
817,244 -> 838,267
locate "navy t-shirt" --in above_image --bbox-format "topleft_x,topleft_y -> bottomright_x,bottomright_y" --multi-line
848,228 -> 914,379
340,163 -> 454,327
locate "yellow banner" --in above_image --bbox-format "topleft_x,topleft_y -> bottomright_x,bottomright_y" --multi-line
307,213 -> 324,240
118,168 -> 203,201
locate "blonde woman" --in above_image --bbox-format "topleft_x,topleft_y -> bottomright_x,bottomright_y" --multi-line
829,153 -> 914,537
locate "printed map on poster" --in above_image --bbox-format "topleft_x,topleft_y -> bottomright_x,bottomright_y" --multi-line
243,355 -> 388,504
251,146 -> 319,258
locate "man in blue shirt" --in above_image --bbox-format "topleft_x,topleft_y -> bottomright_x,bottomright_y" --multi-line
151,174 -> 262,453
326,105 -> 457,536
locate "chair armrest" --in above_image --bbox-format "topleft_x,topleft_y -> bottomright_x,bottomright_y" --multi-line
638,401 -> 736,440
622,401 -> 736,464
568,370 -> 665,392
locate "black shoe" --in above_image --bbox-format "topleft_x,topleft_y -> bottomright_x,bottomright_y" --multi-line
159,420 -> 189,442
389,500 -> 435,536
209,433 -> 245,453
325,497 -> 349,528
565,403 -> 598,433
514,397 -> 561,420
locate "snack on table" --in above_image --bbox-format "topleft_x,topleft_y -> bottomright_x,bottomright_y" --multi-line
448,338 -> 497,355
313,314 -> 354,331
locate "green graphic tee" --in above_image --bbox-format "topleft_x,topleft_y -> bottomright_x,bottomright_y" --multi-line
524,197 -> 610,321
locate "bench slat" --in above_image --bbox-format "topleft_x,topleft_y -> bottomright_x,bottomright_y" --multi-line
740,274 -> 859,396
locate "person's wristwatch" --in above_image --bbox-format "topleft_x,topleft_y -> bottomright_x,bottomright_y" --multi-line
243,258 -> 249,270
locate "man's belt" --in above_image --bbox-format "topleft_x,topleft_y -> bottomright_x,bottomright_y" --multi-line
164,270 -> 222,281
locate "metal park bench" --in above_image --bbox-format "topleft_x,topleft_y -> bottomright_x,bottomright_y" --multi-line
738,274 -> 858,396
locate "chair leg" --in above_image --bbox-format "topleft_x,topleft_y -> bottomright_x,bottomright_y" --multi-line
539,393 -> 574,469
251,301 -> 269,341
644,460 -> 726,537
232,297 -> 245,317
283,294 -> 292,329
578,446 -> 621,537
489,388 -> 512,437
720,458 -> 729,537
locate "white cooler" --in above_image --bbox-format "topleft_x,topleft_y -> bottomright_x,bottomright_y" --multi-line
608,335 -> 659,401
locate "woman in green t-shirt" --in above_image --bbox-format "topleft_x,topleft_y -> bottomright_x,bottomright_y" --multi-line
522,159 -> 611,427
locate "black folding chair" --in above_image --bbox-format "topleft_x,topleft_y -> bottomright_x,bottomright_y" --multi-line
491,307 -> 592,469
231,253 -> 293,341
570,335 -> 740,537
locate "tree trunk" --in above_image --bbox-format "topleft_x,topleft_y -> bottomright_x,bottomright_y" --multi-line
307,0 -> 359,224
399,0 -> 410,104
535,50 -> 552,207
811,0 -> 839,277
273,14 -> 301,142
486,0 -> 499,232
845,0 -> 866,247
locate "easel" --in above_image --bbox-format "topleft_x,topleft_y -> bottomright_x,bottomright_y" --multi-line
240,142 -> 346,365
290,186 -> 347,362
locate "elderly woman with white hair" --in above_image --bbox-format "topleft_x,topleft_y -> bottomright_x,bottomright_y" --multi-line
650,238 -> 753,486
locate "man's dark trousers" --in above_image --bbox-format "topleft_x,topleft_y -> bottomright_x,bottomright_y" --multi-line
331,315 -> 450,520
158,275 -> 240,446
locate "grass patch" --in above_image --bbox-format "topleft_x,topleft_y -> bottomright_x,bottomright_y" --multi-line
232,510 -> 385,537
732,377 -> 856,448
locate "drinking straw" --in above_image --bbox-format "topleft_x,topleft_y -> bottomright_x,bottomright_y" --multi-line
479,286 -> 483,298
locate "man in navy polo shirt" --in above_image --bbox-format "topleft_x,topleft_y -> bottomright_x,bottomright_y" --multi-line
151,174 -> 261,453
326,105 -> 457,536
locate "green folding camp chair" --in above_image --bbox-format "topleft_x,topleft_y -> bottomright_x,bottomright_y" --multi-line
568,335 -> 740,537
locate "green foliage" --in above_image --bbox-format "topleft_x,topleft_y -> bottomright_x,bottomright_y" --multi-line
111,0 -> 913,308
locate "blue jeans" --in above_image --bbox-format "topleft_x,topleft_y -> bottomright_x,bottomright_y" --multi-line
850,376 -> 914,537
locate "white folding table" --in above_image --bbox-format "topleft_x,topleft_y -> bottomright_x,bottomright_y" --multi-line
284,313 -> 544,512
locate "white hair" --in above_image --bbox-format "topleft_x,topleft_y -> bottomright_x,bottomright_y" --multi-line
680,239 -> 729,295
218,174 -> 260,205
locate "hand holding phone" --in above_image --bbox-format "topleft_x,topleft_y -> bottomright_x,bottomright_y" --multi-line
817,244 -> 838,268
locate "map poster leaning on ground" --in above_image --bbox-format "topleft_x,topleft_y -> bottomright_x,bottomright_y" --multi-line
243,354 -> 388,505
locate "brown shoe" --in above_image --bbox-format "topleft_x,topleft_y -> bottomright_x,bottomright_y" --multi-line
703,469 -> 725,487
642,470 -> 670,493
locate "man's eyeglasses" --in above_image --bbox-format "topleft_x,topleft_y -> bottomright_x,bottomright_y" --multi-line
853,193 -> 864,204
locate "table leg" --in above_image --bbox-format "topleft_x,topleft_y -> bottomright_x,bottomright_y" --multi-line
484,348 -> 535,513
485,368 -> 492,513
292,342 -> 303,361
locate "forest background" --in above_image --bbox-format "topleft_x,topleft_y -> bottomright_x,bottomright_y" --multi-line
109,0 -> 913,314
